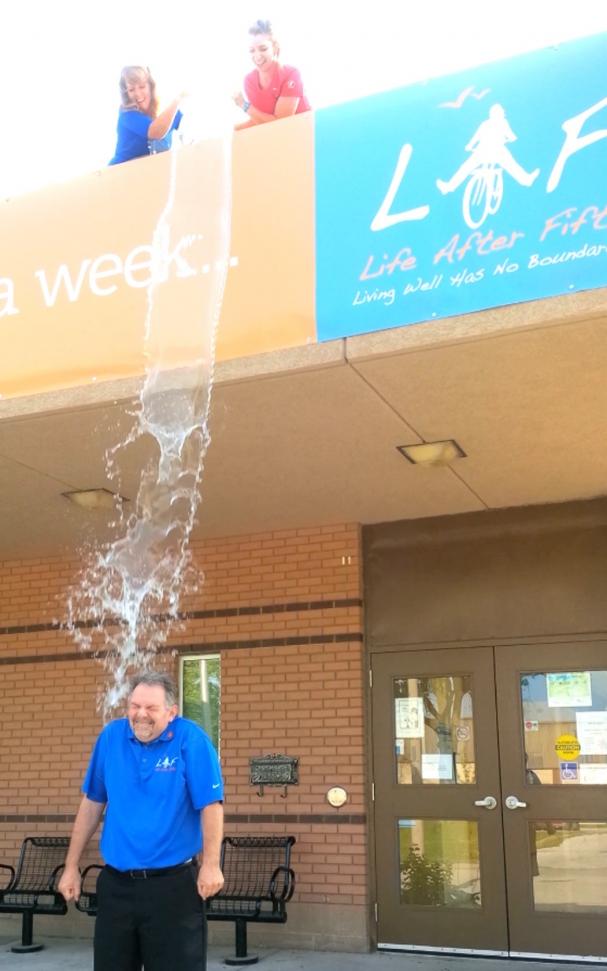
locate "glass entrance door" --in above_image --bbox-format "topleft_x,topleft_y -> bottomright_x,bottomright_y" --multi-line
496,642 -> 607,959
372,642 -> 607,958
372,647 -> 508,952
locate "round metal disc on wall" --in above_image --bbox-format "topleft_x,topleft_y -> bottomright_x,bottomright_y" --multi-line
326,786 -> 348,808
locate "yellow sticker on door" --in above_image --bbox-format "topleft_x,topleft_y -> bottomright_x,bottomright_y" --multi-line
554,734 -> 581,761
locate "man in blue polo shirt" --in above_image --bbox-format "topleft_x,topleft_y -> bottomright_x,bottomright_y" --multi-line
58,670 -> 224,971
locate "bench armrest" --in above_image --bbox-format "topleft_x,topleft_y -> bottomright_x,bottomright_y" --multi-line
81,864 -> 104,895
269,865 -> 296,903
74,864 -> 103,915
0,864 -> 15,891
81,864 -> 103,884
49,863 -> 66,891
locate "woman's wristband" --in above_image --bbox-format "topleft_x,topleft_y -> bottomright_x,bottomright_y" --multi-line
242,99 -> 251,114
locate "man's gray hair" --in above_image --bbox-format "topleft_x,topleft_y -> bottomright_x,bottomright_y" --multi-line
128,671 -> 177,707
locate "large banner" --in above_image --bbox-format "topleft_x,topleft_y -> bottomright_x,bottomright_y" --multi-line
0,117 -> 315,400
2,36 -> 606,401
315,32 -> 607,341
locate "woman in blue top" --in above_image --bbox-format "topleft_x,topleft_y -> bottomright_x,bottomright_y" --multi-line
109,65 -> 184,166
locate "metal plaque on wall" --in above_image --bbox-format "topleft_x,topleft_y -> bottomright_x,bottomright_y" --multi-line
249,754 -> 299,787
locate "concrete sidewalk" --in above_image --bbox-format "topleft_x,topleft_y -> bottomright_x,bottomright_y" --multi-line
0,937 -> 596,971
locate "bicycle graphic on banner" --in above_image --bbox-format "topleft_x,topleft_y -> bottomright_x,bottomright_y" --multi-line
436,104 -> 540,228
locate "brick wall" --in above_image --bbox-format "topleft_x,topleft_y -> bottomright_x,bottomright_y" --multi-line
0,523 -> 368,946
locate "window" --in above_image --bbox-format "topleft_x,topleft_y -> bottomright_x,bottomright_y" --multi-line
179,655 -> 221,753
393,675 -> 476,784
521,670 -> 607,784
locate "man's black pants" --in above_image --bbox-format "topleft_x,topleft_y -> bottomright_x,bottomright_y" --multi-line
94,863 -> 206,971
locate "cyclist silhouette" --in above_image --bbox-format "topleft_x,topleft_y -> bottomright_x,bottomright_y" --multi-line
436,104 -> 540,227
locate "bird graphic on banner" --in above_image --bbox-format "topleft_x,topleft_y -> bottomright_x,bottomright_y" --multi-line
439,86 -> 491,109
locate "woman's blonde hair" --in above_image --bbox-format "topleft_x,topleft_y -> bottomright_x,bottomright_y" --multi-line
118,65 -> 158,118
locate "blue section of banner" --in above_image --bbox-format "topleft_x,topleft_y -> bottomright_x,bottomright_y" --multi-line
315,33 -> 607,342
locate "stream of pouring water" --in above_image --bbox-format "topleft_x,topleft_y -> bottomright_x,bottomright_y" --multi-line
66,131 -> 232,717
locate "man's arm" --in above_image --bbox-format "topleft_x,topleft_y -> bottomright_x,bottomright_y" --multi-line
57,796 -> 105,902
197,801 -> 224,899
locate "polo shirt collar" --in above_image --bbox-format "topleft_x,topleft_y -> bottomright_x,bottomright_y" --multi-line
126,716 -> 179,744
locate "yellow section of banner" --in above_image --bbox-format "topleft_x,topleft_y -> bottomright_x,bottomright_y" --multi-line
0,113 -> 315,400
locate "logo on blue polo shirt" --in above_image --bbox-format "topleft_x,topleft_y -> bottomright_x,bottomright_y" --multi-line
155,756 -> 178,772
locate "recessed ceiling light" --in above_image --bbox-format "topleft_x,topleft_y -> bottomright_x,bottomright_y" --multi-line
62,488 -> 127,511
397,440 -> 466,467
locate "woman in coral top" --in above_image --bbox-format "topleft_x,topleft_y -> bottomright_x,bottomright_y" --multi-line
233,19 -> 310,128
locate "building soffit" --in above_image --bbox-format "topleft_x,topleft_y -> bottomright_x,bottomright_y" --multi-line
0,289 -> 606,558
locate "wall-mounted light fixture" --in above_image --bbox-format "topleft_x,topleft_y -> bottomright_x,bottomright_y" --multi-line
397,439 -> 466,467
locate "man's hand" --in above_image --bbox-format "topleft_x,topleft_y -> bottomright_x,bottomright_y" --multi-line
197,861 -> 224,900
58,863 -> 82,903
58,795 -> 104,903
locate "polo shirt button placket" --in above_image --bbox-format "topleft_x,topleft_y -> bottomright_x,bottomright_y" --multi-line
138,748 -> 155,782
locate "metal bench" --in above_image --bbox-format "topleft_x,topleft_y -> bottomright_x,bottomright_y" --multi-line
0,836 -> 69,952
74,835 -> 296,966
207,835 -> 296,966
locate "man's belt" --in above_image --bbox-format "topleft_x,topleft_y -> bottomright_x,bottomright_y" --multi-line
105,858 -> 194,880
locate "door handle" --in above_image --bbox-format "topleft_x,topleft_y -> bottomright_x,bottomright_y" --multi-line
474,796 -> 497,810
505,795 -> 527,809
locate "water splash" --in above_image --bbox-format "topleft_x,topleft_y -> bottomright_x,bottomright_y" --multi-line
66,132 -> 232,716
